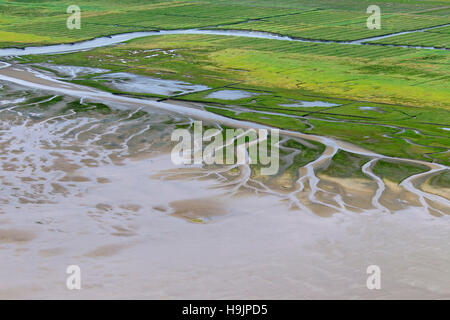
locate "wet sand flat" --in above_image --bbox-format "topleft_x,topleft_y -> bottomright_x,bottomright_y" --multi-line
0,64 -> 449,299
0,155 -> 449,299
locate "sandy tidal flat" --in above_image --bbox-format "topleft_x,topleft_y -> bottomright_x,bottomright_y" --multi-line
1,154 -> 450,299
0,64 -> 449,299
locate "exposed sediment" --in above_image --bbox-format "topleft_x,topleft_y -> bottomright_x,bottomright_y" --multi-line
1,63 -> 447,216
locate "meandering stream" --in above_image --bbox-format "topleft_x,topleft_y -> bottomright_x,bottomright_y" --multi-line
0,26 -> 449,299
0,24 -> 449,57
0,71 -> 448,298
0,61 -> 448,216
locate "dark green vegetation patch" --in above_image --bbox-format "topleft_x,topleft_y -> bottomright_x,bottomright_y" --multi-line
372,159 -> 430,183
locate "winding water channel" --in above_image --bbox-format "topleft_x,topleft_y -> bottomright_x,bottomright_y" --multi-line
0,25 -> 449,299
0,61 -> 448,216
0,24 -> 448,216
0,24 -> 449,57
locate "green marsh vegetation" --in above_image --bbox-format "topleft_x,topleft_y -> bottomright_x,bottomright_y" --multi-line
429,170 -> 450,189
372,159 -> 430,184
319,150 -> 371,180
1,0 -> 449,48
2,0 -> 449,180
20,30 -> 449,165
370,24 -> 450,49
